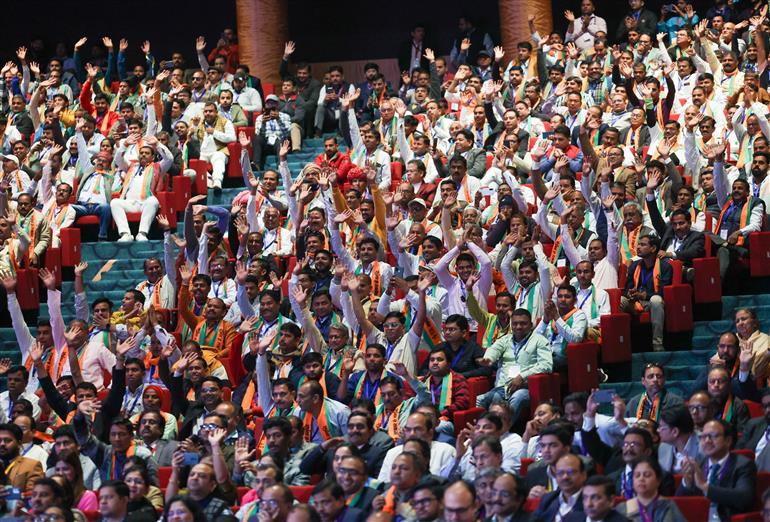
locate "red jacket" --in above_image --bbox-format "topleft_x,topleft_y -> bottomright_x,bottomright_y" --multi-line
79,79 -> 120,136
314,151 -> 353,185
424,370 -> 470,421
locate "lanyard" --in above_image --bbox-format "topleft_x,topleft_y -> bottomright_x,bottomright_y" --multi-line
451,345 -> 465,369
122,385 -> 143,416
578,288 -> 593,310
512,334 -> 531,360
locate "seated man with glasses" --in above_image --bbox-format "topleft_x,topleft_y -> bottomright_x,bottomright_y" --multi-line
485,472 -> 529,522
737,389 -> 770,472
604,428 -> 675,499
705,365 -> 751,434
409,480 -> 445,522
336,455 -> 378,513
530,453 -> 588,522
676,419 -> 757,521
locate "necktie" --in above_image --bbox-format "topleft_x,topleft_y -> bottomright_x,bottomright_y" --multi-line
709,462 -> 721,484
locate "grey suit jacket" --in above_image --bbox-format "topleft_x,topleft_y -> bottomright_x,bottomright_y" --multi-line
658,434 -> 701,473
151,439 -> 179,467
464,148 -> 487,178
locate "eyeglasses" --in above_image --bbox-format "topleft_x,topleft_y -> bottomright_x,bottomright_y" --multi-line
260,499 -> 280,509
698,432 -> 723,441
555,469 -> 579,477
200,423 -> 219,432
337,467 -> 363,477
688,404 -> 708,412
622,441 -> 643,448
708,378 -> 729,385
411,496 -> 437,507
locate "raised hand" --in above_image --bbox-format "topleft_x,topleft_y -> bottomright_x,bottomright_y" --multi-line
334,209 -> 354,224
16,47 -> 26,62
291,285 -> 309,309
74,37 -> 88,50
29,62 -> 39,76
238,130 -> 251,149
156,214 -> 171,231
141,40 -> 151,54
77,399 -> 101,417
195,37 -> 207,53
493,46 -> 505,62
460,38 -> 472,52
118,38 -> 128,52
74,261 -> 88,278
284,41 -> 296,57
646,169 -> 662,190
63,326 -> 84,349
207,427 -> 227,447
179,264 -> 193,285
0,271 -> 16,294
39,268 -> 56,290
703,142 -> 726,161
116,337 -> 135,358
278,140 -> 290,160
423,48 -> 435,62
29,341 -> 45,364
102,36 -> 113,50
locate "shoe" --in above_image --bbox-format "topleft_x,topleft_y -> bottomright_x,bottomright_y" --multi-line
597,368 -> 609,384
653,343 -> 664,352
213,186 -> 222,197
136,233 -> 149,242
117,233 -> 133,242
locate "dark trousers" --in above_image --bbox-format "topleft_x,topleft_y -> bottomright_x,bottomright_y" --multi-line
72,203 -> 112,239
251,135 -> 281,170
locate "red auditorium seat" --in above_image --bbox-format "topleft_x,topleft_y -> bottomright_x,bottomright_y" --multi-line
669,496 -> 709,522
59,227 -> 81,266
454,407 -> 484,435
290,485 -> 313,503
566,342 -> 599,393
750,232 -> 770,277
16,268 -> 39,310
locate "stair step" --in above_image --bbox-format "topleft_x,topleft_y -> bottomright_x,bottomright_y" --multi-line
601,380 -> 695,401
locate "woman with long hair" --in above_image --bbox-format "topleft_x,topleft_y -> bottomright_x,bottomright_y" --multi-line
123,462 -> 161,516
52,449 -> 97,512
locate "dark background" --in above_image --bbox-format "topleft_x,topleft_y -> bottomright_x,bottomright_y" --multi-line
0,0 -> 717,72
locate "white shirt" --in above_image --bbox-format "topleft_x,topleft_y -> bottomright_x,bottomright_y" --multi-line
0,391 -> 40,420
78,173 -> 110,205
377,441 -> 456,482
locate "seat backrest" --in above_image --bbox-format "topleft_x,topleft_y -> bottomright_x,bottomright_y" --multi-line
669,496 -> 710,522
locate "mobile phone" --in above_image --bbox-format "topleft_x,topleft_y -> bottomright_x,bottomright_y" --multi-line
182,452 -> 200,466
594,389 -> 615,403
394,266 -> 404,278
326,86 -> 334,93
4,487 -> 21,501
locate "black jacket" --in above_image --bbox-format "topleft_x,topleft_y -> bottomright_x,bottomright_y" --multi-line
39,366 -> 125,443
531,490 -> 584,522
563,510 -> 629,522
299,440 -> 392,478
419,340 -> 492,379
737,416 -> 770,450
675,454 -> 757,520
647,201 -> 706,266
690,364 -> 759,402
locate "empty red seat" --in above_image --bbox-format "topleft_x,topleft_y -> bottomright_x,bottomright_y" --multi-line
528,373 -> 561,406
466,376 -> 492,405
59,227 -> 81,267
16,269 -> 39,310
744,400 -> 763,418
44,247 -> 62,288
157,192 -> 177,229
566,342 -> 599,393
663,283 -> 693,333
750,232 -> 770,277
188,159 -> 209,196
599,313 -> 631,364
173,175 -> 192,213
692,257 -> 721,304
520,457 -> 534,476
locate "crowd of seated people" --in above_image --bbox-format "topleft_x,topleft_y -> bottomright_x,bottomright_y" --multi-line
4,0 -> 770,519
